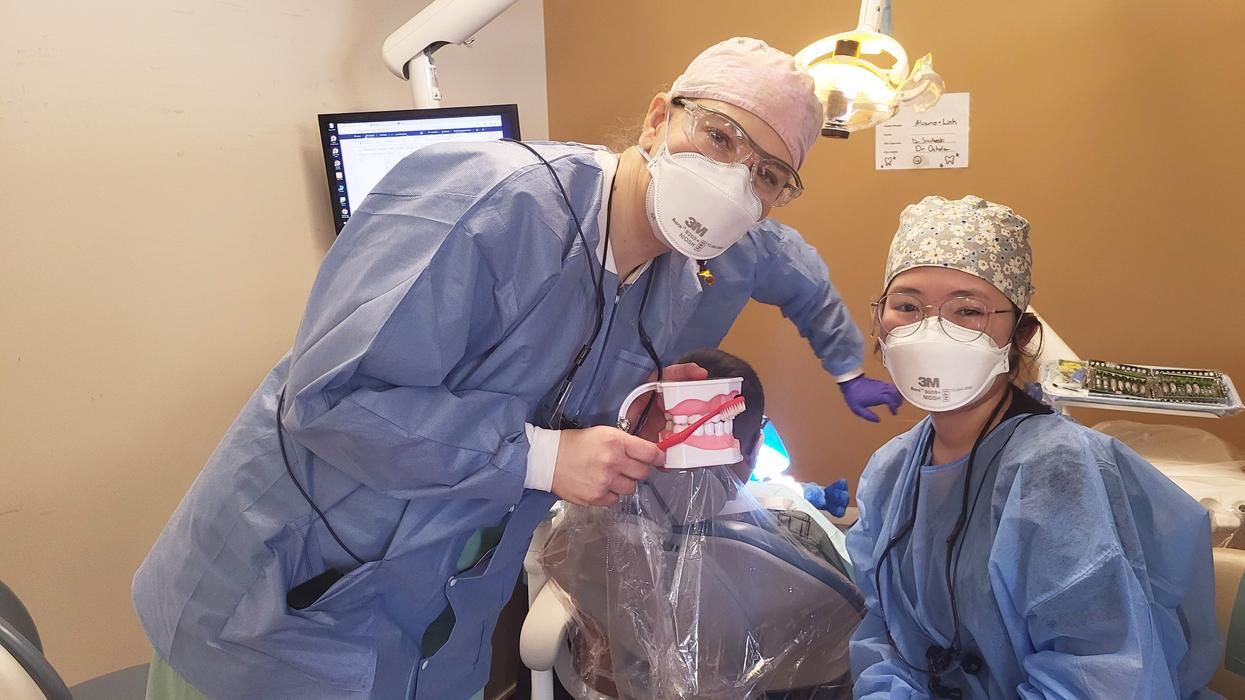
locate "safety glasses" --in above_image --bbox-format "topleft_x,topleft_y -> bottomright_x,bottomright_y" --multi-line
673,98 -> 804,207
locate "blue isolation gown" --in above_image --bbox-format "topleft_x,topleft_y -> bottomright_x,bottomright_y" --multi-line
133,141 -> 712,699
848,395 -> 1222,699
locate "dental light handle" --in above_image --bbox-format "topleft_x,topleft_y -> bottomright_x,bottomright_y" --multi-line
616,381 -> 661,431
857,0 -> 891,34
408,53 -> 441,108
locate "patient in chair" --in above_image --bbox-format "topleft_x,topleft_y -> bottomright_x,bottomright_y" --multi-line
538,349 -> 863,700
647,349 -> 852,576
639,349 -> 770,521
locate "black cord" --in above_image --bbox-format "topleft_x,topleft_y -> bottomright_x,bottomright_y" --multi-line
873,464 -> 926,671
628,266 -> 662,435
503,139 -> 611,429
872,388 -> 1017,674
519,139 -> 661,435
505,139 -> 605,322
941,391 -> 1010,656
946,409 -> 1045,657
277,387 -> 366,567
278,141 -> 608,566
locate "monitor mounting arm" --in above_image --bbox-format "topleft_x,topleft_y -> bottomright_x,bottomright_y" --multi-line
382,0 -> 520,108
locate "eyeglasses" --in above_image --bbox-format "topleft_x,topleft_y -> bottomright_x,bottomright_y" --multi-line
673,98 -> 804,207
872,293 -> 1016,344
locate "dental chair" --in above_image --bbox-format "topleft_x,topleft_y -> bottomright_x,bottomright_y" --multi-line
0,580 -> 149,700
1211,548 -> 1245,698
521,480 -> 864,700
0,581 -> 72,700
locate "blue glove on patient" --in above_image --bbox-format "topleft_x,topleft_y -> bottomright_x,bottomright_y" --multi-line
802,479 -> 850,518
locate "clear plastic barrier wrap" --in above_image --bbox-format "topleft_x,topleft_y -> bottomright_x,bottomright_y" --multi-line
1095,420 -> 1245,548
540,466 -> 864,699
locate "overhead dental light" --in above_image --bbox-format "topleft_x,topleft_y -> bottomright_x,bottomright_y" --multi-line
795,0 -> 944,138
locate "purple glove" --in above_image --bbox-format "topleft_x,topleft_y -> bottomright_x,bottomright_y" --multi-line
839,375 -> 902,423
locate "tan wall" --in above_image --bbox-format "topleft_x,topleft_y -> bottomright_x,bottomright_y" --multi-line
0,0 -> 548,684
543,1 -> 1245,485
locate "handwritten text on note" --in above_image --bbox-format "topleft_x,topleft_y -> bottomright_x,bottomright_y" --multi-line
876,92 -> 970,171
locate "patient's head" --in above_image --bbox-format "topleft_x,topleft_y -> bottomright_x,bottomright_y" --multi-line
677,349 -> 765,481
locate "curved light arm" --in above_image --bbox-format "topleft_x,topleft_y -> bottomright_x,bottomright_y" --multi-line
381,0 -> 519,107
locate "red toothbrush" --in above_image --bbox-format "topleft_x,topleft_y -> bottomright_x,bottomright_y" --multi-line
657,396 -> 747,450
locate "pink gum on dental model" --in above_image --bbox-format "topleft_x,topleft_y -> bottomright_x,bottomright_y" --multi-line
665,391 -> 741,417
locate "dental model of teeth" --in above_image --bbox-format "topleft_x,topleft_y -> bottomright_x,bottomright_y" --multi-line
657,395 -> 746,450
617,377 -> 746,468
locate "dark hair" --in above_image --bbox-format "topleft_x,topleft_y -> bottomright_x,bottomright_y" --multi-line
675,349 -> 766,456
1011,310 -> 1043,384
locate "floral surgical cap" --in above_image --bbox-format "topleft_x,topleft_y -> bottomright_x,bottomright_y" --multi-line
883,195 -> 1035,310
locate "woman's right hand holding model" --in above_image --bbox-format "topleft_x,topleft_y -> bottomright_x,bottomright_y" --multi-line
551,428 -> 663,506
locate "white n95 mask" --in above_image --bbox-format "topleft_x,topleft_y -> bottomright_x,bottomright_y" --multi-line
879,318 -> 1011,412
640,141 -> 763,260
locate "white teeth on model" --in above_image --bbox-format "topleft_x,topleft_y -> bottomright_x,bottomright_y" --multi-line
669,413 -> 742,435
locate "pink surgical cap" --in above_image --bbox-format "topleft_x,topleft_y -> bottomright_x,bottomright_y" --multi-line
670,37 -> 824,169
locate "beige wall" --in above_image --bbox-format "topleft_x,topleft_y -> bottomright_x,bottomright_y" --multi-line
0,0 -> 548,684
544,1 -> 1245,483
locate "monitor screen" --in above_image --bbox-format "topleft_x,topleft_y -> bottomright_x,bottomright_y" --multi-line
318,104 -> 521,233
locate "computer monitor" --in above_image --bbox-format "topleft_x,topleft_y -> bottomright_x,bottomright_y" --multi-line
318,104 -> 521,233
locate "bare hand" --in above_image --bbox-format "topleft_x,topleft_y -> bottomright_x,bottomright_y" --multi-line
551,426 -> 665,506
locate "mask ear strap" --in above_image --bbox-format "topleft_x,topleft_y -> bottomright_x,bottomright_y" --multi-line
1005,305 -> 1027,343
639,99 -> 675,161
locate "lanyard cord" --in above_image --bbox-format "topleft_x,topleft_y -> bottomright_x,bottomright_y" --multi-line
873,389 -> 1009,672
942,392 -> 1010,655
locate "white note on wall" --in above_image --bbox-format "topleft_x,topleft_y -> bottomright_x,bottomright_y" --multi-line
876,92 -> 970,171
